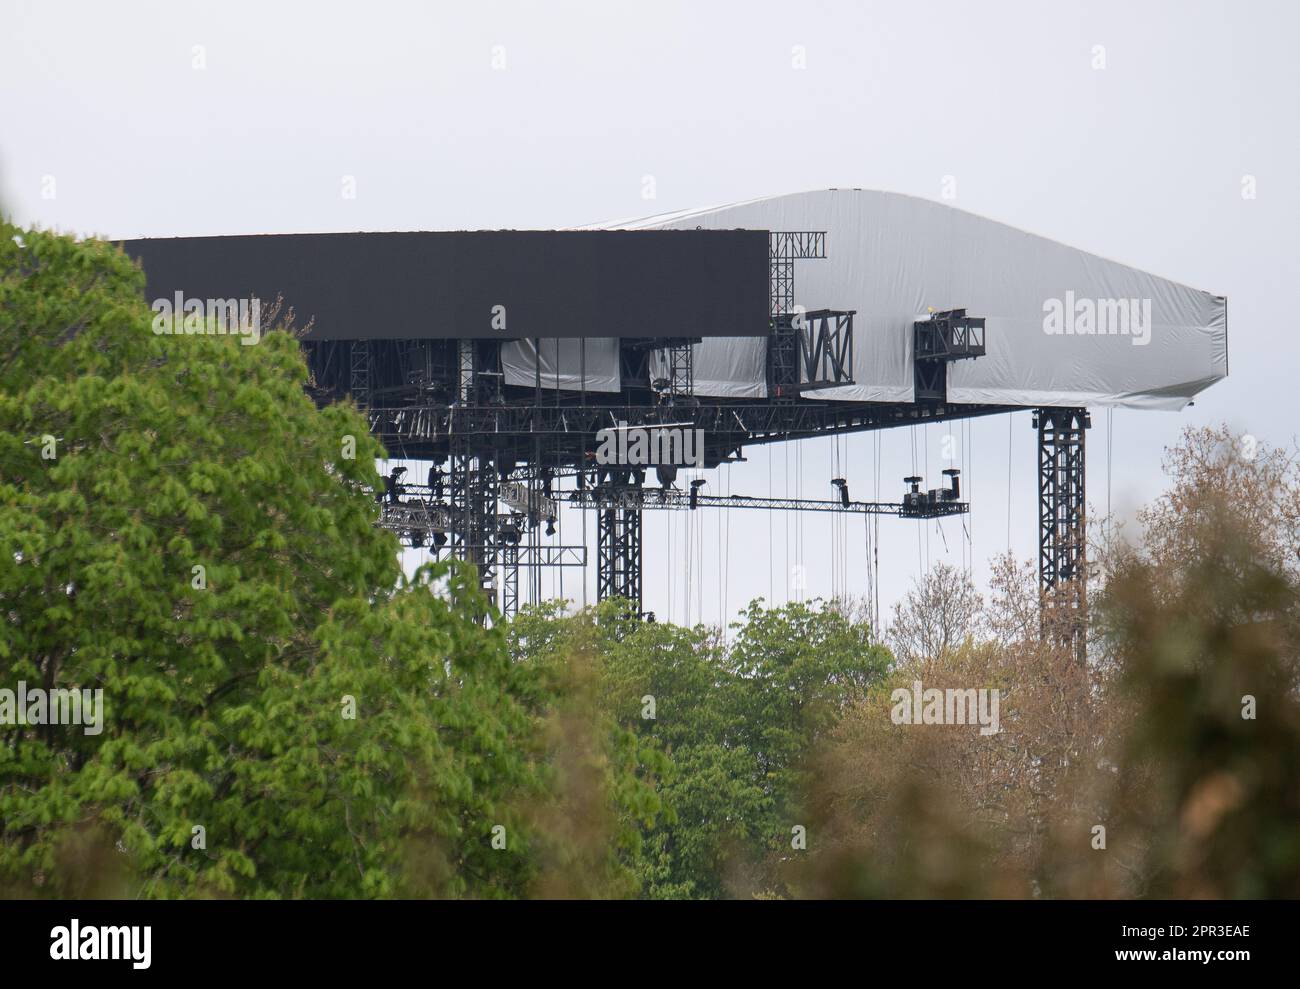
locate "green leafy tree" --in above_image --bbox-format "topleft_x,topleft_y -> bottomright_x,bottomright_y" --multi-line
722,599 -> 891,894
0,223 -> 549,898
509,597 -> 890,898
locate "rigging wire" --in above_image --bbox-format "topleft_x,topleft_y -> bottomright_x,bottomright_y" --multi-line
768,446 -> 773,606
684,485 -> 691,625
1107,407 -> 1114,536
843,435 -> 850,598
790,441 -> 800,597
912,427 -> 922,576
969,417 -> 975,577
717,465 -> 724,629
832,436 -> 842,603
876,432 -> 882,631
964,417 -> 973,576
790,441 -> 800,603
1006,412 -> 1014,555
697,483 -> 704,624
784,441 -> 790,605
581,476 -> 588,609
843,432 -> 850,598
863,511 -> 871,626
924,424 -> 931,572
724,463 -> 731,628
667,505 -> 675,624
830,436 -> 839,601
556,439 -> 563,607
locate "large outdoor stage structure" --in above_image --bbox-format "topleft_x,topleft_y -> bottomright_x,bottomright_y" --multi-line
122,190 -> 1228,657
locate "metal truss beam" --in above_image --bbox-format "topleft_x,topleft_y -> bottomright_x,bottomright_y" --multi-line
408,543 -> 586,566
377,499 -> 451,532
568,488 -> 967,519
365,401 -> 1020,464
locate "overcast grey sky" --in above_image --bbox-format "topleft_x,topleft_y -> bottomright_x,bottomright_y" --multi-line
3,0 -> 1296,627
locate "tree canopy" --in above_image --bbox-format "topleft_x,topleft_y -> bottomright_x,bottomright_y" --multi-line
1,223 -> 564,897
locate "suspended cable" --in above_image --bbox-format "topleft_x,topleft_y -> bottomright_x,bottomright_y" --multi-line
1006,412 -> 1014,554
792,443 -> 799,604
924,424 -> 931,572
829,436 -> 838,601
683,485 -> 691,625
697,484 -> 704,624
964,417 -> 973,576
784,442 -> 790,605
717,466 -> 724,629
1107,407 -> 1114,535
842,432 -> 850,599
556,439 -> 563,607
969,416 -> 975,576
667,507 -> 674,624
874,430 -> 882,631
581,479 -> 588,609
794,443 -> 799,603
723,462 -> 732,628
913,427 -> 922,576
863,511 -> 871,625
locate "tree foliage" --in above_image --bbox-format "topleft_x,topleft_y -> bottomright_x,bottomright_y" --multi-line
508,597 -> 890,898
0,224 -> 557,898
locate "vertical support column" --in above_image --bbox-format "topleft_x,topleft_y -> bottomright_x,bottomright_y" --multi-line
596,505 -> 643,613
448,440 -> 472,561
475,456 -> 499,596
767,232 -> 826,399
447,437 -> 499,596
349,340 -> 371,408
501,542 -> 519,619
457,339 -> 475,403
658,340 -> 694,406
669,343 -> 693,398
769,237 -> 798,398
527,440 -> 544,607
1035,407 -> 1089,662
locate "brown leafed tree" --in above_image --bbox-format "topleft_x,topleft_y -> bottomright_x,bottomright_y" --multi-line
887,563 -> 985,665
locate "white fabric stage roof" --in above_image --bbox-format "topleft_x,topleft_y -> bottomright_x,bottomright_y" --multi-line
503,189 -> 1227,410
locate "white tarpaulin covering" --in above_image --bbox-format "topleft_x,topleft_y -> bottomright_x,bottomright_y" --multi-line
511,189 -> 1227,409
503,336 -> 620,393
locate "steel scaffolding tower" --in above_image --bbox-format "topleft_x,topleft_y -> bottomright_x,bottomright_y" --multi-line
447,442 -> 500,595
1035,407 -> 1090,661
596,502 -> 643,612
768,231 -> 826,397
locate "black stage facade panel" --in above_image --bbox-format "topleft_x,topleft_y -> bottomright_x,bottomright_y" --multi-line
120,229 -> 769,340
